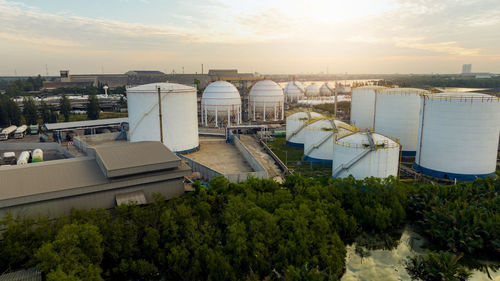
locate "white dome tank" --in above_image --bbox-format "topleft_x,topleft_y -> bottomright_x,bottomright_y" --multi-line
303,119 -> 356,164
350,86 -> 386,129
249,80 -> 284,121
320,83 -> 335,96
374,88 -> 429,156
284,81 -> 305,103
201,81 -> 242,127
305,83 -> 320,97
286,111 -> 324,148
127,82 -> 199,153
414,92 -> 500,181
332,131 -> 400,179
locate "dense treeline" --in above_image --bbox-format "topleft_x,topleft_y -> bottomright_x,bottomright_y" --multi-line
0,95 -> 22,127
3,76 -> 45,96
379,75 -> 500,89
0,176 -> 407,280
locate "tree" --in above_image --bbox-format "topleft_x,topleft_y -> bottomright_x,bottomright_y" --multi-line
59,94 -> 71,122
22,97 -> 38,125
87,93 -> 100,120
405,251 -> 471,281
40,101 -> 51,124
49,105 -> 58,123
35,223 -> 104,281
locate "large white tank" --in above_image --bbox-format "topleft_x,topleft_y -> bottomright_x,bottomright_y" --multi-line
17,151 -> 30,165
350,86 -> 386,129
127,82 -> 199,153
305,83 -> 320,97
332,132 -> 400,179
248,80 -> 284,121
201,81 -> 242,127
303,119 -> 356,164
414,92 -> 500,181
284,81 -> 305,103
286,111 -> 324,148
374,88 -> 429,156
320,83 -> 335,96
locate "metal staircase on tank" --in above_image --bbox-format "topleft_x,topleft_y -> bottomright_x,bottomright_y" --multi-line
332,130 -> 376,178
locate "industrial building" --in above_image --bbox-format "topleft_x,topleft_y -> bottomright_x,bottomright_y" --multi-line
414,92 -> 500,181
373,88 -> 429,156
332,131 -> 400,179
127,83 -> 199,153
285,111 -> 324,148
0,141 -> 191,219
248,80 -> 284,121
303,119 -> 356,164
201,81 -> 242,127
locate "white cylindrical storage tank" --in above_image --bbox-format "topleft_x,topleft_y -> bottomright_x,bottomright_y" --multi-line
305,83 -> 320,98
350,86 -> 386,129
285,111 -> 324,148
374,88 -> 429,156
201,81 -> 242,127
284,81 -> 305,103
415,92 -> 500,181
332,132 -> 400,179
127,82 -> 199,153
248,80 -> 284,121
17,151 -> 30,165
320,83 -> 335,96
303,119 -> 356,164
32,148 -> 43,163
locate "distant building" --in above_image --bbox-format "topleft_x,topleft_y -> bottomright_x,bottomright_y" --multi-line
462,64 -> 472,74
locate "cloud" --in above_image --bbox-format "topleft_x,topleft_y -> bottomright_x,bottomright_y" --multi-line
394,38 -> 480,56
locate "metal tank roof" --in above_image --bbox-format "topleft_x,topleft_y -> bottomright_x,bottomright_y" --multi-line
127,82 -> 195,93
335,131 -> 399,149
202,81 -> 241,106
320,83 -> 335,96
287,111 -> 324,120
305,83 -> 320,96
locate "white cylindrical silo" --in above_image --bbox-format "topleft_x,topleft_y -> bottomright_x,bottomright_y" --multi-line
305,83 -> 320,98
201,81 -> 242,127
414,92 -> 500,181
127,82 -> 199,153
350,86 -> 386,129
286,111 -> 324,148
320,83 -> 335,96
249,80 -> 284,121
284,81 -> 305,103
303,119 -> 356,164
17,151 -> 30,165
332,132 -> 400,179
374,88 -> 429,156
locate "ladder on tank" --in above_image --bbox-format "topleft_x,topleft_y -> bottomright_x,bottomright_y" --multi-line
332,130 -> 376,178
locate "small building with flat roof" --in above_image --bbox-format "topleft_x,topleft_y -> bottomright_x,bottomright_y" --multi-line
0,141 -> 190,219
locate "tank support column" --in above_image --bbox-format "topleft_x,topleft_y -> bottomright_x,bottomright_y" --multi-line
263,103 -> 266,121
215,106 -> 218,127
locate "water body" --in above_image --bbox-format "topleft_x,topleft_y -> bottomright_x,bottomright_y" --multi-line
342,227 -> 500,281
278,79 -> 380,88
434,87 -> 490,92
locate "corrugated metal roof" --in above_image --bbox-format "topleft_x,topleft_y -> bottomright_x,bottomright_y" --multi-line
0,268 -> 42,281
43,118 -> 128,131
94,141 -> 181,178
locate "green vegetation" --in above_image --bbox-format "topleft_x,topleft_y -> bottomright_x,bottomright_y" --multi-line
313,101 -> 351,116
266,137 -> 332,177
3,76 -> 45,96
87,93 -> 100,120
59,94 -> 71,122
379,75 -> 500,90
0,95 -> 22,127
405,251 -> 471,281
22,97 -> 38,125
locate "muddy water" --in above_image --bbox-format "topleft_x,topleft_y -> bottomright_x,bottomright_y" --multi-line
342,227 -> 500,281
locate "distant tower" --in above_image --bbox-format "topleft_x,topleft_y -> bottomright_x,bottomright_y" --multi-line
60,70 -> 70,82
462,64 -> 472,74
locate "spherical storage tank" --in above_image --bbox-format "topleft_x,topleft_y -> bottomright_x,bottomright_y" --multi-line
374,88 -> 429,156
303,119 -> 356,164
127,82 -> 199,153
332,132 -> 400,179
320,83 -> 335,96
305,83 -> 320,97
284,81 -> 305,103
414,92 -> 500,181
249,80 -> 284,121
350,86 -> 386,129
285,111 -> 324,148
201,81 -> 241,127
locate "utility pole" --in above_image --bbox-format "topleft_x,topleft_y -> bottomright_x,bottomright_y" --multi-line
157,86 -> 164,144
201,64 -> 204,74
45,64 -> 49,76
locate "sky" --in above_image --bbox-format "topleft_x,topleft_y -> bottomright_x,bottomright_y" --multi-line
0,0 -> 499,75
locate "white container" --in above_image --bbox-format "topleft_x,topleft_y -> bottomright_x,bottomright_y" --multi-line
350,86 -> 386,129
320,83 -> 335,96
32,148 -> 43,163
127,82 -> 199,153
284,81 -> 305,103
285,111 -> 324,148
17,151 -> 30,165
305,83 -> 320,97
248,80 -> 284,121
14,125 -> 28,139
332,132 -> 400,179
415,92 -> 500,181
303,119 -> 356,164
374,88 -> 429,156
0,125 -> 17,140
201,81 -> 242,127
